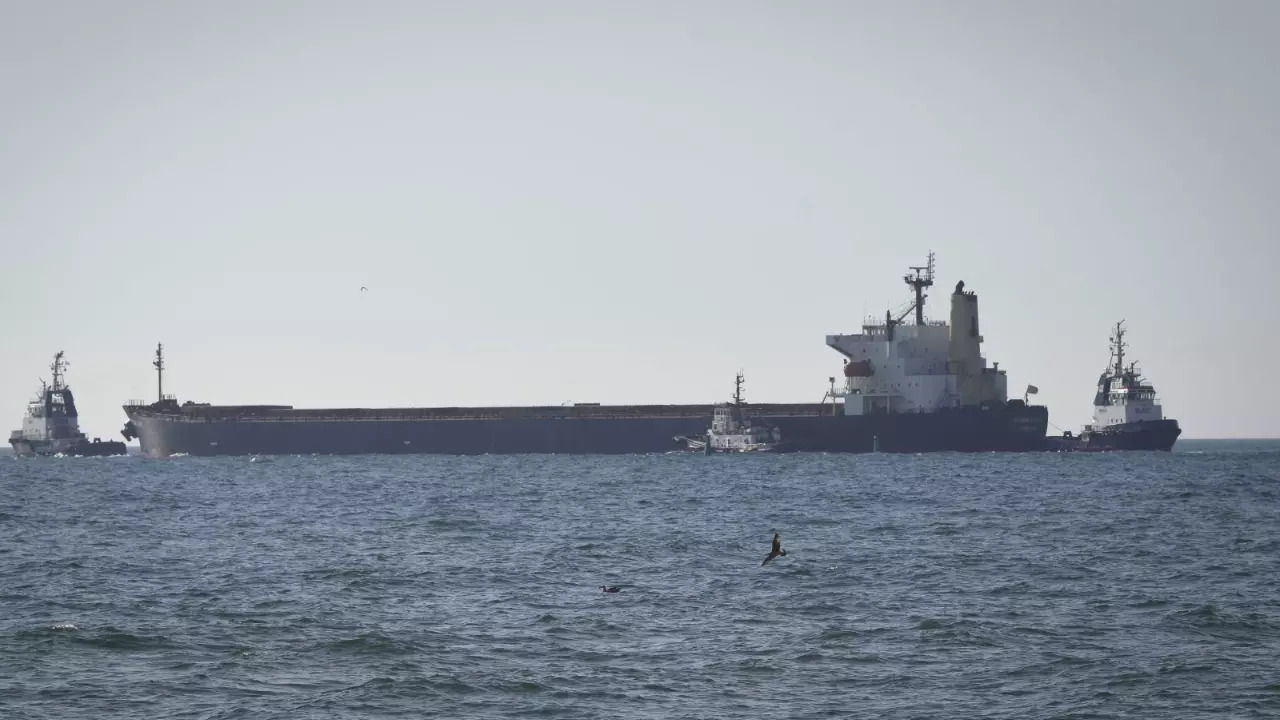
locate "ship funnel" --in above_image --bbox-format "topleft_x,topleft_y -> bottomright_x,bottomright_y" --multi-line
948,282 -> 1008,406
949,282 -> 983,405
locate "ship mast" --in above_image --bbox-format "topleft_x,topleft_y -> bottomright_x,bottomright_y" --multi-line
153,343 -> 165,402
732,372 -> 745,408
902,250 -> 935,326
49,351 -> 68,392
1109,321 -> 1126,377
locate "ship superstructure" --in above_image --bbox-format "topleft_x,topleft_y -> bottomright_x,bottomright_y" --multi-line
825,253 -> 1011,416
1091,321 -> 1167,427
10,352 -> 127,457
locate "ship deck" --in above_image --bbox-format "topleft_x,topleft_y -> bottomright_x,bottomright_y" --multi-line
126,401 -> 836,423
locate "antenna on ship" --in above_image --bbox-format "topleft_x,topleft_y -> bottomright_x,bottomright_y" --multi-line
903,250 -> 935,326
50,351 -> 68,392
153,343 -> 165,403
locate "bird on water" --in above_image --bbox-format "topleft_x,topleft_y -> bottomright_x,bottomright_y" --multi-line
600,585 -> 620,593
762,532 -> 787,565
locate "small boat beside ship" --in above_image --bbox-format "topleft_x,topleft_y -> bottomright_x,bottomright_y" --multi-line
9,352 -> 127,458
675,373 -> 795,454
1045,321 -> 1182,452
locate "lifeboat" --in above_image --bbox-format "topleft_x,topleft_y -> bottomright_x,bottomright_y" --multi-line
843,359 -> 874,378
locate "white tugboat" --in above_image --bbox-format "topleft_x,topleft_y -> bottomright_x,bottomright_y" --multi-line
676,373 -> 794,453
1045,320 -> 1182,452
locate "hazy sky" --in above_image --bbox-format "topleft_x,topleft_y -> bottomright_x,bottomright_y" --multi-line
2,1 -> 1277,440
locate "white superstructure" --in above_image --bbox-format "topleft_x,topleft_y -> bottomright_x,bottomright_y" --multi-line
824,253 -> 1010,416
1088,321 -> 1165,429
704,403 -> 781,452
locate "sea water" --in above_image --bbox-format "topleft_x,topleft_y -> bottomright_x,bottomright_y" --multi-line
2,440 -> 1278,718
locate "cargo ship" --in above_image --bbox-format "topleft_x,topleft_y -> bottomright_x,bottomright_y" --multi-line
120,254 -> 1049,457
1044,321 -> 1181,452
10,351 -> 128,457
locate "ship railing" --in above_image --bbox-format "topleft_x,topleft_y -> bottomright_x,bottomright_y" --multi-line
127,395 -> 179,406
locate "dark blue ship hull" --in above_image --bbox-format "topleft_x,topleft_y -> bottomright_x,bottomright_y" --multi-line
123,402 -> 1048,457
10,437 -> 128,458
1042,418 -> 1181,452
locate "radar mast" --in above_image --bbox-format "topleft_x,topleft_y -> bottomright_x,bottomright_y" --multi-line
902,251 -> 935,326
49,351 -> 68,392
153,343 -> 165,403
1109,321 -> 1126,378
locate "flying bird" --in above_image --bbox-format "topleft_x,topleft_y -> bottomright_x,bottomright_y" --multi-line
360,286 -> 368,292
762,532 -> 787,566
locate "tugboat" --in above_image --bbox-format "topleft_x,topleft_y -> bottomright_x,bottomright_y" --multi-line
675,373 -> 794,453
9,351 -> 128,457
1045,321 -> 1182,452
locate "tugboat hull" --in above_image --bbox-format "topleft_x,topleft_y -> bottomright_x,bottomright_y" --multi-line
674,434 -> 801,454
10,437 -> 128,458
1044,419 -> 1181,452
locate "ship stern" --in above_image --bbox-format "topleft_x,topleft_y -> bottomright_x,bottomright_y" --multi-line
1007,401 -> 1050,450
